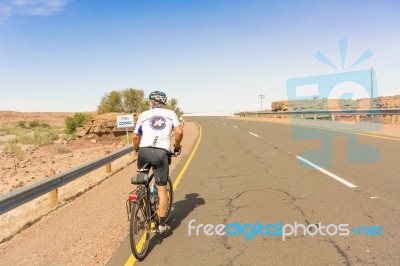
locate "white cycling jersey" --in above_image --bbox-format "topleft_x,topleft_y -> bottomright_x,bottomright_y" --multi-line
134,108 -> 180,151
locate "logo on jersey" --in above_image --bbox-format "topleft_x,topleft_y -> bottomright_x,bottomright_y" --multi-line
150,116 -> 167,130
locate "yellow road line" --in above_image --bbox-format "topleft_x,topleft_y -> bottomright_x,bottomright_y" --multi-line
290,123 -> 400,141
173,121 -> 202,190
124,121 -> 202,266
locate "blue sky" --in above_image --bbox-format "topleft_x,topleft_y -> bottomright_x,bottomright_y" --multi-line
0,0 -> 399,113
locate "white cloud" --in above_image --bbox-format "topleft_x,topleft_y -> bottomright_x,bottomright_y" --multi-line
0,0 -> 70,24
12,0 -> 70,16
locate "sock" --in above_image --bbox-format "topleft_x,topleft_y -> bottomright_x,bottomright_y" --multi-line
159,217 -> 166,226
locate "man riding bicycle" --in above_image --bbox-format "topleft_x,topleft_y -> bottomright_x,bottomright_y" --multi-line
133,90 -> 183,233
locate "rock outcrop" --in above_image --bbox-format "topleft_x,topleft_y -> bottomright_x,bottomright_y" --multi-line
75,112 -> 136,139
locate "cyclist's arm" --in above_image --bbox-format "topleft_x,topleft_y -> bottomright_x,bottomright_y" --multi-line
173,125 -> 183,148
133,134 -> 141,152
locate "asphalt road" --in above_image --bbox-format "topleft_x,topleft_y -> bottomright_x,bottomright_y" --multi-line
109,117 -> 400,265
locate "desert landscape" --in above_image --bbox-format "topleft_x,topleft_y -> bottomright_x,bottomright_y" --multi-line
0,111 -> 123,195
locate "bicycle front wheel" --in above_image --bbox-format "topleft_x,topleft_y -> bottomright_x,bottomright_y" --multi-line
130,197 -> 150,260
165,177 -> 173,222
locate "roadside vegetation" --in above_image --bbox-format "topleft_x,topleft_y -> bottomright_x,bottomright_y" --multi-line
2,142 -> 24,173
120,131 -> 134,145
0,119 -> 75,173
97,88 -> 183,117
64,113 -> 92,136
0,120 -> 62,147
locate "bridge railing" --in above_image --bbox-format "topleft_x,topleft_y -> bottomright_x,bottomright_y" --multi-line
235,108 -> 400,124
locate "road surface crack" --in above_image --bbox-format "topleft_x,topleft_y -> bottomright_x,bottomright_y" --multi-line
322,237 -> 351,265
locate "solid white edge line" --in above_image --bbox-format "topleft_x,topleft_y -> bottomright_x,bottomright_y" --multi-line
296,156 -> 357,188
248,132 -> 259,137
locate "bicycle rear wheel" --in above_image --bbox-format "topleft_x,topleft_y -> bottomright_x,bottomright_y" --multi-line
130,197 -> 150,260
165,177 -> 173,222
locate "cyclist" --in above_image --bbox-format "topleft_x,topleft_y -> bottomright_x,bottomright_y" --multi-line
133,90 -> 183,233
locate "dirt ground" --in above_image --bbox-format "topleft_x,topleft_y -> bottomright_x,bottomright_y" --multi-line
0,111 -> 119,195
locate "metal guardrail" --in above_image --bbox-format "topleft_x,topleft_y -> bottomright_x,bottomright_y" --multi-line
235,108 -> 400,116
0,145 -> 133,215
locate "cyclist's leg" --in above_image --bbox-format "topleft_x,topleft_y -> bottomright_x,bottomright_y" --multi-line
157,185 -> 168,217
156,184 -> 169,233
151,149 -> 170,230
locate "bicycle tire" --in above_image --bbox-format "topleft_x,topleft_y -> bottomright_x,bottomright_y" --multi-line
165,176 -> 173,222
130,196 -> 150,260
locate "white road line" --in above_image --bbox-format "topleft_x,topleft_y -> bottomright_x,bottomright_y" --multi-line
249,132 -> 259,138
233,125 -> 238,128
296,156 -> 357,188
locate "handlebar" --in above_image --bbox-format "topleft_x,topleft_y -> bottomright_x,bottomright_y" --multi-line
171,147 -> 181,157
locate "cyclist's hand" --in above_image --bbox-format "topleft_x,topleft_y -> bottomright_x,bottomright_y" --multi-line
173,144 -> 182,156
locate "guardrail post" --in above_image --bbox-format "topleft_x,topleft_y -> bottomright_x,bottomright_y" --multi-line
48,169 -> 58,207
314,114 -> 317,120
105,150 -> 111,173
356,115 -> 360,122
392,115 -> 396,124
331,115 -> 335,121
301,114 -> 304,120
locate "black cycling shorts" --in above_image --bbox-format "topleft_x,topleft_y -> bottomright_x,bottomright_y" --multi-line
137,147 -> 169,186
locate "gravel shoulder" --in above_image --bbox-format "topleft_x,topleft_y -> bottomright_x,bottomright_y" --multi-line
0,121 -> 199,266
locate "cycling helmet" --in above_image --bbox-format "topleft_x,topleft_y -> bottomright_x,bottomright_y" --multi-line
149,90 -> 167,105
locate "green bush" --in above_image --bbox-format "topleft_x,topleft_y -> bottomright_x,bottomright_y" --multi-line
2,141 -> 24,172
19,134 -> 34,145
26,120 -> 51,129
32,128 -> 59,145
2,141 -> 23,160
1,122 -> 60,146
64,113 -> 92,134
17,121 -> 27,128
29,120 -> 41,128
40,123 -> 51,128
4,126 -> 25,136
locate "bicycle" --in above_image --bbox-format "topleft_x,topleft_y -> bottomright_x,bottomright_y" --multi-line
126,151 -> 179,260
